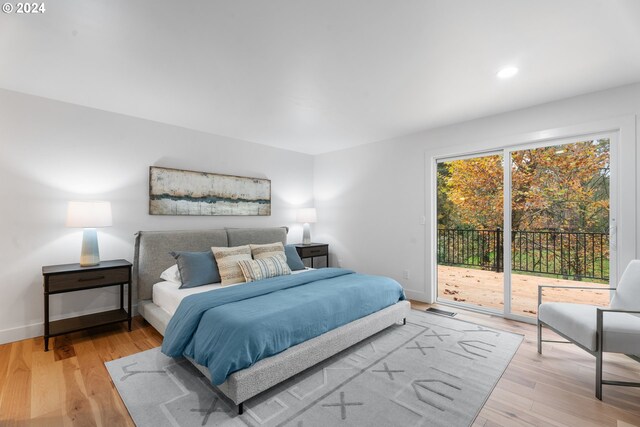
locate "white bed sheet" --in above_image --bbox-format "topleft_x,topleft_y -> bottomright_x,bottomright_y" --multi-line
152,269 -> 313,316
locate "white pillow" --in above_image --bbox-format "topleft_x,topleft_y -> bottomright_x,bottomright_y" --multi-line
160,264 -> 182,284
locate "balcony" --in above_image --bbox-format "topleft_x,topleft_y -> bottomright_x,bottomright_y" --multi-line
437,228 -> 611,316
438,265 -> 610,316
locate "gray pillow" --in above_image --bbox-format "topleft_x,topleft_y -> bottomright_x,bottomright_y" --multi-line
170,251 -> 221,288
285,244 -> 305,271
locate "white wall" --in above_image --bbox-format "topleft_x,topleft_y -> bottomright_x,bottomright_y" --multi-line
2,82 -> 639,344
314,83 -> 640,302
0,89 -> 315,344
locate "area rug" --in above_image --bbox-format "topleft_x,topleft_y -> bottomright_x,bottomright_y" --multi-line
105,310 -> 522,426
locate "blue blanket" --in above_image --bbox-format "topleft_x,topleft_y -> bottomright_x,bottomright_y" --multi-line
161,268 -> 405,385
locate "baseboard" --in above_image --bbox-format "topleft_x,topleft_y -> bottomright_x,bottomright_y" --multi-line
0,303 -> 139,345
0,322 -> 44,345
404,289 -> 431,303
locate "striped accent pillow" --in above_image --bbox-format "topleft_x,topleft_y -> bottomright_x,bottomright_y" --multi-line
211,245 -> 252,285
238,253 -> 292,283
250,242 -> 285,259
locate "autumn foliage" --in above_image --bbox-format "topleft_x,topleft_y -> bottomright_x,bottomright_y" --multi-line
438,140 -> 609,232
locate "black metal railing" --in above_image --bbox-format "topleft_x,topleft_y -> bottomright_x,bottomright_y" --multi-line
437,228 -> 609,281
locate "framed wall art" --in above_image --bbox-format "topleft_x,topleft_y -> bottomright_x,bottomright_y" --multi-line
149,166 -> 271,216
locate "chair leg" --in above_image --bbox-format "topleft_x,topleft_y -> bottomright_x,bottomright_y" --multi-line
596,350 -> 603,400
537,321 -> 542,354
595,308 -> 604,400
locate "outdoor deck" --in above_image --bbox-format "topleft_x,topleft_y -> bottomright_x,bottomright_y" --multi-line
438,265 -> 611,317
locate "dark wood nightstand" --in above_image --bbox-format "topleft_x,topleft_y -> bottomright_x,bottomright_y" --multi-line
294,243 -> 329,268
42,259 -> 132,351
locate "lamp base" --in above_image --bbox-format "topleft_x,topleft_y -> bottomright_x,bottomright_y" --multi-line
80,228 -> 100,266
302,223 -> 311,245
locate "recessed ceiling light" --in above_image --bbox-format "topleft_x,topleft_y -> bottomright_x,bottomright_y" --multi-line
497,66 -> 518,79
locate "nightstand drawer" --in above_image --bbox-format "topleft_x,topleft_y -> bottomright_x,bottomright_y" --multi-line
47,267 -> 129,292
298,245 -> 328,258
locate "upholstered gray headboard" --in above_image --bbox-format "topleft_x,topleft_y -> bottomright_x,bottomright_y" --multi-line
133,227 -> 288,301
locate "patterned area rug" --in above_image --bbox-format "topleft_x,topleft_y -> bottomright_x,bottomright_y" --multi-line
105,310 -> 522,426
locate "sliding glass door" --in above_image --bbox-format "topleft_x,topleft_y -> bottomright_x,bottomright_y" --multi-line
435,135 -> 616,321
436,153 -> 504,312
506,137 -> 614,319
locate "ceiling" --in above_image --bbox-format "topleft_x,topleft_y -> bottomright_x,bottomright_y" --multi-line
1,1 -> 640,155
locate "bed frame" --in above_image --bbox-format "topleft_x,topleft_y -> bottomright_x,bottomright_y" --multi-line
133,227 -> 411,414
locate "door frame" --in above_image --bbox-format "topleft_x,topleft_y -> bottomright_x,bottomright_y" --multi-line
433,150 -> 506,317
428,115 -> 636,323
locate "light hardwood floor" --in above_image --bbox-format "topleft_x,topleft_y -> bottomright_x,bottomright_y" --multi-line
0,303 -> 639,426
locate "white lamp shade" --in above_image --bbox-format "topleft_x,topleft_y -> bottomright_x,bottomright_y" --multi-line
66,201 -> 112,228
296,208 -> 317,223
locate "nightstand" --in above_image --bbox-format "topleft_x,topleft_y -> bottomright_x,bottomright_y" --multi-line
294,243 -> 329,268
42,259 -> 132,351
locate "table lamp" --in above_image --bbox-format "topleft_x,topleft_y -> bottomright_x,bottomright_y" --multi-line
66,201 -> 112,266
296,208 -> 317,245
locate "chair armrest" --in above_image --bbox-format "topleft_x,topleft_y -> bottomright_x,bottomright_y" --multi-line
596,308 -> 640,314
537,285 -> 616,307
596,308 -> 640,340
538,285 -> 616,290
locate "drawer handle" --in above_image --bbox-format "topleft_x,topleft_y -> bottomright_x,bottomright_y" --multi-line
310,250 -> 322,254
78,275 -> 105,282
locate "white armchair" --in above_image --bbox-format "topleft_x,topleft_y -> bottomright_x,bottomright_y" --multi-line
537,260 -> 640,400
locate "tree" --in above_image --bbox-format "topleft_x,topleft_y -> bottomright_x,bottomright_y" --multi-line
441,155 -> 503,229
439,139 -> 609,232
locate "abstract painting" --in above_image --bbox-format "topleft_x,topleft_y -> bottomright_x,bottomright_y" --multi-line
149,166 -> 271,216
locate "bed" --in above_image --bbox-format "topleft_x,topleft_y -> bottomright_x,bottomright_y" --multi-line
133,226 -> 411,414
